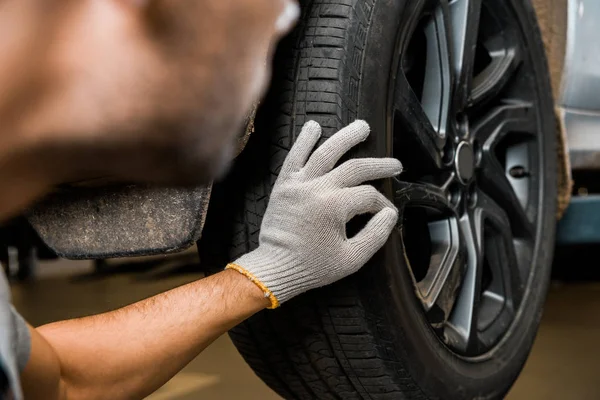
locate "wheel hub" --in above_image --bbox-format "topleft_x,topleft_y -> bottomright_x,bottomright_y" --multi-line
455,141 -> 475,184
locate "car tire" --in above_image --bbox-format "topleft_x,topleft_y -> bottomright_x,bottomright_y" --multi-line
199,0 -> 557,398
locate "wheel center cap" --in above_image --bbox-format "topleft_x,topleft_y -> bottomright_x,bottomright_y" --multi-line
455,141 -> 475,184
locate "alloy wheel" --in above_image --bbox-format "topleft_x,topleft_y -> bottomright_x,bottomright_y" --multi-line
390,0 -> 542,357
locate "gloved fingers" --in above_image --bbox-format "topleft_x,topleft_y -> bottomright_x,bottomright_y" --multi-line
303,120 -> 370,178
340,185 -> 395,221
325,158 -> 403,188
281,120 -> 322,175
346,207 -> 398,266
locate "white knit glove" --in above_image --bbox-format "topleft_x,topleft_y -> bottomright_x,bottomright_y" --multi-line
226,120 -> 402,308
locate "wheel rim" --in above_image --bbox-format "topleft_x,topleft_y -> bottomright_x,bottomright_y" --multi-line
390,0 -> 542,357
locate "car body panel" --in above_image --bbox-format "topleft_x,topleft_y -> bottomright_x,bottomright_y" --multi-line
559,0 -> 600,170
554,0 -> 600,244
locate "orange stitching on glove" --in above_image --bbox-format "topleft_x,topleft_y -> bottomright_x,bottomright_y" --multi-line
225,263 -> 280,309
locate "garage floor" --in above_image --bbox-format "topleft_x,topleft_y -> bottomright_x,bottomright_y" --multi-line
9,254 -> 600,400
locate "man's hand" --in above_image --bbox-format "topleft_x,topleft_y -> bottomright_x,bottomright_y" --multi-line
227,120 -> 402,308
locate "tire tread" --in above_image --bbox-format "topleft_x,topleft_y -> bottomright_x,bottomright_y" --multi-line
225,1 -> 424,397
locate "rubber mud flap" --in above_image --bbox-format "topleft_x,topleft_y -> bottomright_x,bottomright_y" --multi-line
28,184 -> 211,259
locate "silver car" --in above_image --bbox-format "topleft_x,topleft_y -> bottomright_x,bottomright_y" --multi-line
555,0 -> 600,244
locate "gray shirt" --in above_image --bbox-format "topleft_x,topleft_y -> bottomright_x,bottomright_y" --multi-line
0,271 -> 32,400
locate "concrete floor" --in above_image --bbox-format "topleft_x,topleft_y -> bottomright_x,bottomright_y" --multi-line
9,256 -> 600,400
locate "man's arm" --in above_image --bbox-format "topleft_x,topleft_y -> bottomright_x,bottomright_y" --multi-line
18,120 -> 401,400
20,269 -> 269,400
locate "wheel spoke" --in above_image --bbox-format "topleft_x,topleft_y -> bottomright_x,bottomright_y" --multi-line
472,189 -> 523,349
474,188 -> 511,237
416,217 -> 464,312
394,177 -> 466,315
420,3 -> 452,139
470,102 -> 535,147
477,302 -> 515,350
394,72 -> 444,171
448,0 -> 482,109
470,33 -> 522,107
446,210 -> 483,353
475,189 -> 524,308
446,190 -> 525,353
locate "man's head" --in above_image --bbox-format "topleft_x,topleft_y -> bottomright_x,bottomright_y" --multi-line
0,0 -> 298,187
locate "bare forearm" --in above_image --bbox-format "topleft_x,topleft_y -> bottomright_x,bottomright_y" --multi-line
22,269 -> 268,400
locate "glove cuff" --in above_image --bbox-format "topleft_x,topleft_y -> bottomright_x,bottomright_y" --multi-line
225,262 -> 280,309
228,247 -> 310,307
